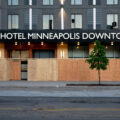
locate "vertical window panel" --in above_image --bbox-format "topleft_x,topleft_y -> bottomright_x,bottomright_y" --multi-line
8,0 -> 19,5
43,15 -> 53,29
107,14 -> 118,29
71,14 -> 82,29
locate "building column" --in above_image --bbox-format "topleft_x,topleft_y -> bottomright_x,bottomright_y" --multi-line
57,43 -> 68,59
0,43 -> 5,58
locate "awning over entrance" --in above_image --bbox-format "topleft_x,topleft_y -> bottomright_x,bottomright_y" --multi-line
0,30 -> 120,43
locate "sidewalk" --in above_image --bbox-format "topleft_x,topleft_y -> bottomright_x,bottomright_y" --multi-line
0,81 -> 120,97
0,81 -> 120,88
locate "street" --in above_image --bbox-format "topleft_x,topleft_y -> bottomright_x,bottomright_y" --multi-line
0,84 -> 120,120
0,97 -> 120,120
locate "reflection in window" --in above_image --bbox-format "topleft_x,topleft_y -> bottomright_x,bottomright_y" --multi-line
71,14 -> 82,29
8,0 -> 19,5
107,14 -> 118,29
106,46 -> 120,58
71,0 -> 82,5
8,15 -> 19,29
43,0 -> 53,5
68,45 -> 89,58
107,0 -> 118,5
43,15 -> 53,29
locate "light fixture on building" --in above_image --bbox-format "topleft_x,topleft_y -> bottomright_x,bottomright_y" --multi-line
77,46 -> 79,49
61,50 -> 64,58
111,42 -> 114,46
61,42 -> 64,46
61,0 -> 64,30
94,42 -> 96,46
28,42 -> 30,46
61,0 -> 64,5
15,42 -> 18,46
106,46 -> 108,49
77,42 -> 80,46
0,51 -> 1,58
41,42 -> 44,46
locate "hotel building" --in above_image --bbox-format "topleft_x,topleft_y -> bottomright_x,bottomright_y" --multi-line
0,0 -> 120,81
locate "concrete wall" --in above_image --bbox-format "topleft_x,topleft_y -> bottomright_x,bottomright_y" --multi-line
0,59 -> 120,81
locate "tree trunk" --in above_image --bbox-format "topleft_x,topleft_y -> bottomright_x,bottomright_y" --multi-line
98,70 -> 101,85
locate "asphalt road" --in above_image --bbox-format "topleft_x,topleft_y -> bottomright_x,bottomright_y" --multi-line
0,97 -> 120,120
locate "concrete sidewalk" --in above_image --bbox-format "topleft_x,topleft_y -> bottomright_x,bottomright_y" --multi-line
0,81 -> 120,97
0,81 -> 120,88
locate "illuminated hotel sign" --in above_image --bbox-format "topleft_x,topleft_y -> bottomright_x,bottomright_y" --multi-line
0,30 -> 120,42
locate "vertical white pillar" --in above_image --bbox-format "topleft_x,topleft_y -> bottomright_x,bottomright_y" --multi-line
29,0 -> 32,30
61,0 -> 64,30
93,0 -> 96,30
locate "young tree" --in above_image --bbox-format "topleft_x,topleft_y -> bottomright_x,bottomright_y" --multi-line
86,40 -> 109,85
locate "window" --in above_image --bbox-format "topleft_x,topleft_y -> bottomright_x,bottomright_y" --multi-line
33,50 -> 54,58
88,0 -> 93,5
24,0 -> 36,5
8,15 -> 19,29
43,15 -> 53,29
68,45 -> 89,58
43,0 -> 53,5
24,0 -> 29,5
88,0 -> 101,5
87,9 -> 93,29
107,0 -> 118,5
9,50 -> 29,58
71,14 -> 82,29
24,9 -> 29,29
71,0 -> 82,5
96,0 -> 101,5
107,14 -> 118,29
8,0 -> 19,5
106,46 -> 120,58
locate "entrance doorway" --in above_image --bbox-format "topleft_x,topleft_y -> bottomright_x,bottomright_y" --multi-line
21,61 -> 28,80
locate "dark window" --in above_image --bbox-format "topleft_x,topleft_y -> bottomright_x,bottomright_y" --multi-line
33,50 -> 54,58
24,9 -> 29,29
88,0 -> 101,5
88,0 -> 93,5
32,0 -> 37,5
24,0 -> 29,5
87,9 -> 93,29
96,0 -> 101,5
32,9 -> 38,29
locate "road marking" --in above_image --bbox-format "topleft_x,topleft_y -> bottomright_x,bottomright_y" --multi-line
0,107 -> 23,111
0,107 -> 120,112
33,108 -> 120,112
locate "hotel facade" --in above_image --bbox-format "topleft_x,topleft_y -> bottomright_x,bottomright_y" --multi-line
0,0 -> 120,81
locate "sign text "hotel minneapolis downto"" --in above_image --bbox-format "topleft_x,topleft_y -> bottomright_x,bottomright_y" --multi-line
0,32 -> 120,40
